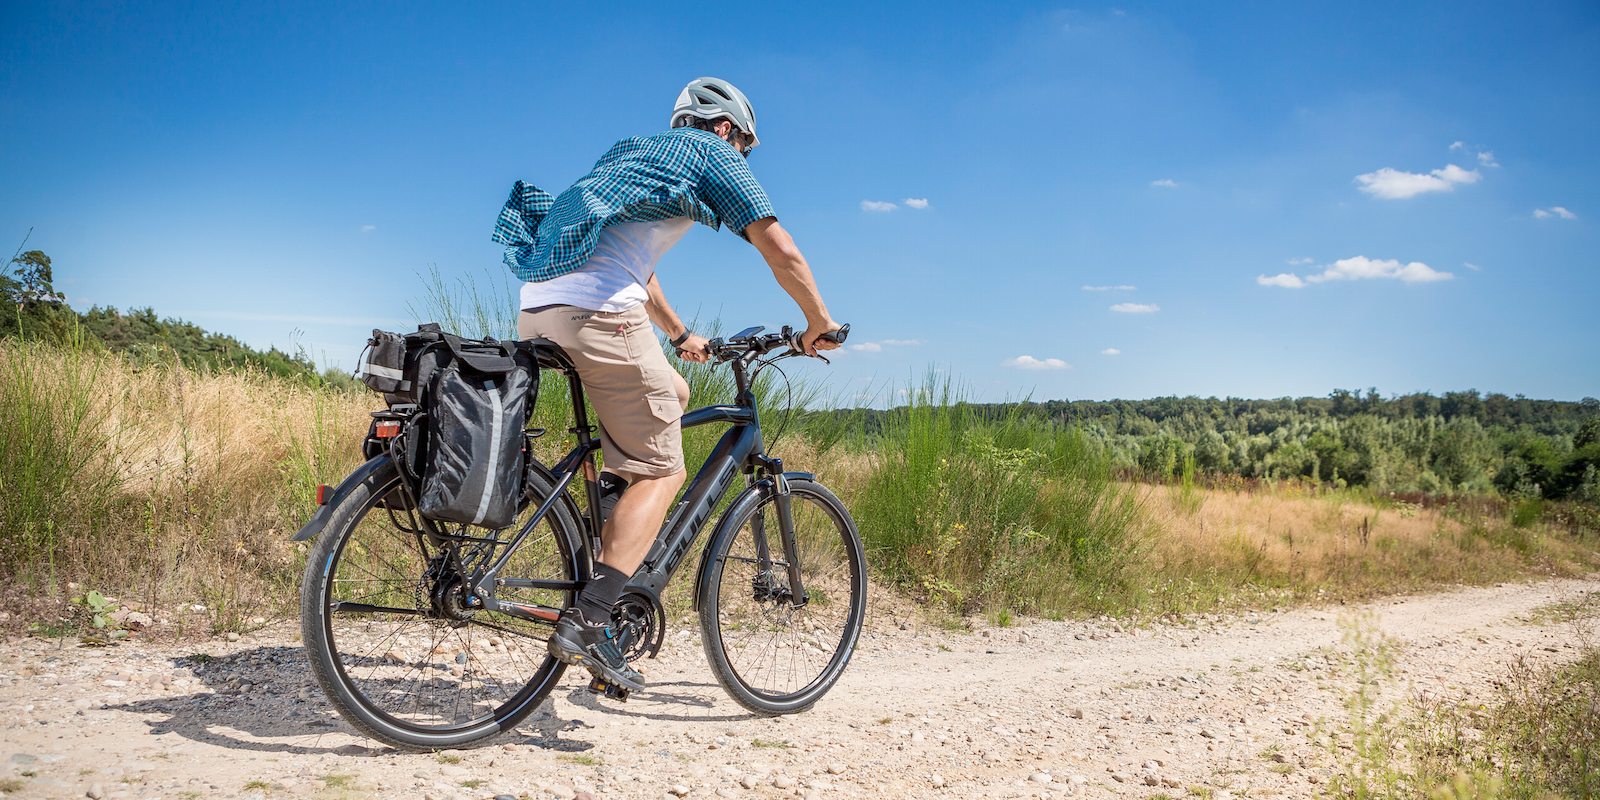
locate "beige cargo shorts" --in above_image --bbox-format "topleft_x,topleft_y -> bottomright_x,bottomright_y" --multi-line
518,304 -> 688,480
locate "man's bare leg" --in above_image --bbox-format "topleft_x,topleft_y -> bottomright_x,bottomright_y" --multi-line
598,468 -> 686,573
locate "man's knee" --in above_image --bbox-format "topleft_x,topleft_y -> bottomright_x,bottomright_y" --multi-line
672,371 -> 691,412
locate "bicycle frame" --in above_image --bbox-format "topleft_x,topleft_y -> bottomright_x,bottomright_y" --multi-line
468,340 -> 807,624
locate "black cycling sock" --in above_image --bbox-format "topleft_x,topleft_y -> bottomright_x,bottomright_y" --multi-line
576,560 -> 630,624
597,471 -> 629,524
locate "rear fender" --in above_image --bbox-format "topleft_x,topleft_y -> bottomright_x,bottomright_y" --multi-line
292,455 -> 394,542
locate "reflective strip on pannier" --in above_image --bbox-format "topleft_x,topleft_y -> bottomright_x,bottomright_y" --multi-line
359,330 -> 410,393
418,361 -> 531,530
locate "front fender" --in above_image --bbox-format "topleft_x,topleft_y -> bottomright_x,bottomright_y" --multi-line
691,471 -> 815,610
292,454 -> 394,541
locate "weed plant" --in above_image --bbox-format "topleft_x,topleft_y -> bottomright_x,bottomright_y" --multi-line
848,374 -> 1146,618
1328,604 -> 1600,799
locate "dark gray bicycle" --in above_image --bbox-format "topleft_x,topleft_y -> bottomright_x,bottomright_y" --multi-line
294,324 -> 865,751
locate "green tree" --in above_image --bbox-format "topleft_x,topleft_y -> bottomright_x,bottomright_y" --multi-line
5,250 -> 64,308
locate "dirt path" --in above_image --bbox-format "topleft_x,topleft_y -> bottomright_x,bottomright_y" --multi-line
2,578 -> 1595,800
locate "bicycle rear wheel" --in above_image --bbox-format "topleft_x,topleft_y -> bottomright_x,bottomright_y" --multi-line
698,477 -> 867,715
299,458 -> 582,750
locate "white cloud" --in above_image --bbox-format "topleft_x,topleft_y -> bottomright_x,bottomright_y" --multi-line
1354,164 -> 1481,199
847,338 -> 921,353
1110,302 -> 1160,313
1081,284 -> 1136,292
1257,273 -> 1306,289
1285,257 -> 1315,266
1476,150 -> 1499,168
1261,256 -> 1454,288
360,224 -> 377,233
1310,256 -> 1452,284
1534,206 -> 1577,220
1003,355 -> 1071,370
1101,348 -> 1121,356
860,200 -> 897,212
903,197 -> 929,209
1449,140 -> 1467,151
1463,261 -> 1482,272
1150,178 -> 1179,188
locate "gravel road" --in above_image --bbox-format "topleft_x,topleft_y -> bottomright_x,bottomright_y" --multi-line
2,578 -> 1595,800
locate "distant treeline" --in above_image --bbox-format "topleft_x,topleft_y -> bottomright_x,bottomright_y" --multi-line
838,391 -> 1600,500
4,247 -> 347,386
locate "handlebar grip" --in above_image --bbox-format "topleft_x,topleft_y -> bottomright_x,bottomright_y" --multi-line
816,324 -> 850,345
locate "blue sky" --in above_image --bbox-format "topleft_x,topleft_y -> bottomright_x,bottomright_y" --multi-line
3,2 -> 1597,403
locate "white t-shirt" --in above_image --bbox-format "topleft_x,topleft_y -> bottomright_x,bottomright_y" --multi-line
519,218 -> 694,312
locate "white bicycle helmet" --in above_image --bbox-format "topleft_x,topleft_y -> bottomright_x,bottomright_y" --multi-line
670,77 -> 759,148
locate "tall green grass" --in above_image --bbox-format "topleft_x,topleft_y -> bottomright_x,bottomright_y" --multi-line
0,330 -> 119,583
0,333 -> 371,633
848,374 -> 1146,618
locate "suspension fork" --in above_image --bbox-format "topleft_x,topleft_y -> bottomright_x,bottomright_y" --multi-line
756,458 -> 808,607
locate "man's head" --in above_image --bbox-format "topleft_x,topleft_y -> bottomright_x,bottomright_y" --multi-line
671,77 -> 759,156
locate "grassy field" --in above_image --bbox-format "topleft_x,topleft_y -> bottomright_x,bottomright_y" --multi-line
2,337 -> 1597,638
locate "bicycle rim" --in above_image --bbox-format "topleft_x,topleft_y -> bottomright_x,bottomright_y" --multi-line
704,482 -> 866,711
307,466 -> 577,744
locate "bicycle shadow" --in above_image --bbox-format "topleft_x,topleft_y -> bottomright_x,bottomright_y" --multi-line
108,645 -> 593,755
562,679 -> 756,724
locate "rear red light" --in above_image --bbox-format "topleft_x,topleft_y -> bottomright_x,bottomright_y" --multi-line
374,420 -> 402,439
315,485 -> 331,505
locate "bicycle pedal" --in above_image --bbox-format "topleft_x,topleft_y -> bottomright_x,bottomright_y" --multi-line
586,677 -> 631,701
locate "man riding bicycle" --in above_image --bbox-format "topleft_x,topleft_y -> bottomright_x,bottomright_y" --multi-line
491,77 -> 843,693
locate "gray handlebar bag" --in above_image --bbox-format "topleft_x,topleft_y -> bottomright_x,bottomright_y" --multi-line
416,339 -> 534,530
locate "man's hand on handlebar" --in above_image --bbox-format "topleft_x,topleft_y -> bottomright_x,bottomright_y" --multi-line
675,332 -> 712,363
801,319 -> 847,357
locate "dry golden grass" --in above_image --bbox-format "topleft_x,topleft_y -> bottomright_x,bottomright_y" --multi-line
2,341 -> 377,632
4,341 -> 1595,636
1136,481 -> 1599,613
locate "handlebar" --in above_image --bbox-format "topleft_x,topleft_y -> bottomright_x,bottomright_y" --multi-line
702,323 -> 851,363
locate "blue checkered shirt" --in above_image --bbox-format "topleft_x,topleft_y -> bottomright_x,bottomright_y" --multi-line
492,128 -> 776,283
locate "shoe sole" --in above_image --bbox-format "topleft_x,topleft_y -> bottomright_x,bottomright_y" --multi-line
547,634 -> 647,693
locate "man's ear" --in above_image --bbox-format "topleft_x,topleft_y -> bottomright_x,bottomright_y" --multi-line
713,119 -> 733,139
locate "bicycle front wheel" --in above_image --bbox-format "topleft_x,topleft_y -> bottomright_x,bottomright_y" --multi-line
299,457 -> 582,750
698,477 -> 867,715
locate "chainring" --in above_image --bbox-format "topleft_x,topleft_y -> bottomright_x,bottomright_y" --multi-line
611,591 -> 667,662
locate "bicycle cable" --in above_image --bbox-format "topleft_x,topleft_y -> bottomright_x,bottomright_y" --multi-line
752,353 -> 798,455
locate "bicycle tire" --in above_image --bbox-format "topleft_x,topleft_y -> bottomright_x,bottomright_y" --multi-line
697,477 -> 867,715
300,457 -> 582,750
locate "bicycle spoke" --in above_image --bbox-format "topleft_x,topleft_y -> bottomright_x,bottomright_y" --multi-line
310,468 -> 577,738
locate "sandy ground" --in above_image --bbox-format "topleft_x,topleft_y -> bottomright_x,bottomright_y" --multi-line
1,578 -> 1595,800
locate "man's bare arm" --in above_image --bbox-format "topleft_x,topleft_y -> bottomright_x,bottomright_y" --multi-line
644,274 -> 709,362
744,218 -> 841,355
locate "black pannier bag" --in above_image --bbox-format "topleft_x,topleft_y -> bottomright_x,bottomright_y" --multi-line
358,330 -> 409,394
359,324 -> 538,529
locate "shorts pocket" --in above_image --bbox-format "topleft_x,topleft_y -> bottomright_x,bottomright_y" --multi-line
647,394 -> 682,424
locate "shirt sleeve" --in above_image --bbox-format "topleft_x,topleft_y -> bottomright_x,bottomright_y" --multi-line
491,180 -> 554,246
699,144 -> 776,237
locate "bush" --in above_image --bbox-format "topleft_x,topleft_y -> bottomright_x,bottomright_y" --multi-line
850,375 -> 1145,617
